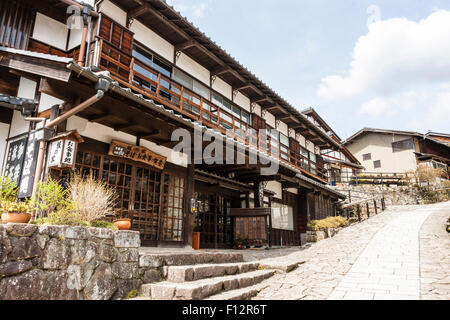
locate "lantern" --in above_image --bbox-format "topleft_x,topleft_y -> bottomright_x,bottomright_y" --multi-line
47,130 -> 84,169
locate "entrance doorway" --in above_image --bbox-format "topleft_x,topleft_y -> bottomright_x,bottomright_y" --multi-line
194,184 -> 239,249
54,149 -> 186,247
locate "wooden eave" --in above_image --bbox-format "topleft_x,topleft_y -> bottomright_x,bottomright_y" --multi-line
107,0 -> 341,150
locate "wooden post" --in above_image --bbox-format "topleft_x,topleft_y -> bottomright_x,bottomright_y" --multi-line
366,202 -> 370,218
374,199 -> 378,215
357,205 -> 361,222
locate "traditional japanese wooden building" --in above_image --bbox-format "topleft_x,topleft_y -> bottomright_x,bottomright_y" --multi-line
0,0 -> 346,249
302,107 -> 363,185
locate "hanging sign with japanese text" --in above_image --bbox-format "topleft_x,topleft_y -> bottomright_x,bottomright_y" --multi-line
3,136 -> 28,185
108,140 -> 167,170
18,131 -> 39,199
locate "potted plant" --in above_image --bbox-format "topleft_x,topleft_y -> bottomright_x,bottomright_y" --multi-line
113,216 -> 131,230
1,200 -> 35,224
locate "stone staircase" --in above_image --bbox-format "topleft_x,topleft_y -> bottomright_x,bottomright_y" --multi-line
137,252 -> 292,300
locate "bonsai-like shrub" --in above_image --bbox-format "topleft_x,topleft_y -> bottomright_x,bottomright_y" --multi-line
68,174 -> 117,223
308,216 -> 349,231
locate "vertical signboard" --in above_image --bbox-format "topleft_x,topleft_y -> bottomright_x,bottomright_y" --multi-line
3,136 -> 28,186
18,131 -> 39,199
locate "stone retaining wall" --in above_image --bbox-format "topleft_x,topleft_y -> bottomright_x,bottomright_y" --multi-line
333,185 -> 420,206
0,223 -> 144,300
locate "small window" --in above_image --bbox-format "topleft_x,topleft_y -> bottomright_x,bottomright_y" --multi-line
392,139 -> 414,153
363,153 -> 371,161
374,160 -> 381,169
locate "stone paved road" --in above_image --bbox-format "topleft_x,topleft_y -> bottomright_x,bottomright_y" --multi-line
253,202 -> 450,300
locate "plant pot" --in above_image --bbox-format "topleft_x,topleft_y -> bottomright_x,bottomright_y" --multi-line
193,232 -> 200,250
1,212 -> 32,224
113,218 -> 131,230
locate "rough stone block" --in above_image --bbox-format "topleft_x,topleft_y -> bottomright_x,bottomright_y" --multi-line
143,268 -> 163,283
223,278 -> 239,291
139,255 -> 164,268
99,244 -> 118,263
36,234 -> 49,250
111,262 -> 138,280
87,227 -> 114,240
167,267 -> 194,282
114,279 -> 143,300
113,231 -> 140,248
118,248 -> 139,262
150,284 -> 176,300
0,260 -> 33,277
5,224 -> 37,237
65,226 -> 87,240
84,263 -> 118,300
38,225 -> 67,238
9,237 -> 41,261
40,238 -> 71,270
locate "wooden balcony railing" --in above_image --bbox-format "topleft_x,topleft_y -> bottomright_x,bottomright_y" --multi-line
96,38 -> 328,182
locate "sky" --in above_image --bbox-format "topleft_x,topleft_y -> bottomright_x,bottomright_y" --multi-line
165,0 -> 450,140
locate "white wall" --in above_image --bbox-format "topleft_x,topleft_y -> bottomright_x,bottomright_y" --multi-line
234,92 -> 250,113
66,116 -> 188,167
266,181 -> 282,199
176,53 -> 210,86
38,93 -> 64,113
211,77 -> 232,101
264,111 -> 276,128
277,121 -> 288,136
0,123 -> 10,174
346,132 -> 418,173
99,0 -> 127,26
32,13 -> 68,50
131,20 -> 174,63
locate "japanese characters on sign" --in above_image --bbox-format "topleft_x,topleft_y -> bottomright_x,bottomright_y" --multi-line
62,140 -> 76,166
18,131 -> 39,199
3,136 -> 27,185
48,140 -> 63,168
108,140 -> 167,170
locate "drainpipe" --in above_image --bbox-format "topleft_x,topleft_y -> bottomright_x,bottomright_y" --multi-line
77,5 -> 93,67
30,78 -> 110,205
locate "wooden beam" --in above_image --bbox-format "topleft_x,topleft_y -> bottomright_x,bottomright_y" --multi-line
251,96 -> 275,105
127,4 -> 150,20
114,123 -> 136,132
87,113 -> 110,122
175,40 -> 196,52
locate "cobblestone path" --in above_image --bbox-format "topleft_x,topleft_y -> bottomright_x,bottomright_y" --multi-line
253,202 -> 450,300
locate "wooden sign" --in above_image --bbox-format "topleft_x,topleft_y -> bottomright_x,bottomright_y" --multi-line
108,140 -> 167,170
18,131 -> 39,199
48,131 -> 83,169
3,136 -> 28,185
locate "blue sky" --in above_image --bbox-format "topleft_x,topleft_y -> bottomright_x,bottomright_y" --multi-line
166,0 -> 450,139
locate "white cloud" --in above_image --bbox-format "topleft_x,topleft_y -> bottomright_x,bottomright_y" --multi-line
317,10 -> 450,100
317,10 -> 450,132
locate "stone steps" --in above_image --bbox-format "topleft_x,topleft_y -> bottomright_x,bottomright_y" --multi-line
141,269 -> 275,300
138,252 -> 244,269
205,283 -> 268,300
167,262 -> 259,282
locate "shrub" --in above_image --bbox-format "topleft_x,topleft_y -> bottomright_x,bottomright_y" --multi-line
308,216 -> 349,231
35,178 -> 72,218
90,220 -> 118,230
68,174 -> 117,223
0,176 -> 18,202
0,200 -> 35,213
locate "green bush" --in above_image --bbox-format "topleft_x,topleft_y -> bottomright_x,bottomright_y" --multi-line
90,220 -> 118,230
0,176 -> 18,202
308,216 -> 349,231
34,178 -> 72,217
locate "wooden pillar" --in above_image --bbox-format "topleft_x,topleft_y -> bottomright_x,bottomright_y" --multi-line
184,163 -> 195,247
253,182 -> 264,208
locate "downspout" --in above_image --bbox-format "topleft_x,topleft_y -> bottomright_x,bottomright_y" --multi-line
30,78 -> 110,207
77,5 -> 93,67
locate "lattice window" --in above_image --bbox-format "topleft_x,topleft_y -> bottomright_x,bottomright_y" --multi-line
0,0 -> 35,49
161,174 -> 184,241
